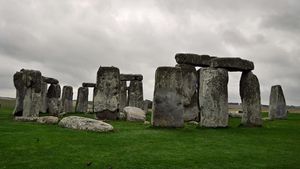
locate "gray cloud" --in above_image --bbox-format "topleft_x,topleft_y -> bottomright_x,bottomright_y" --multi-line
0,0 -> 299,105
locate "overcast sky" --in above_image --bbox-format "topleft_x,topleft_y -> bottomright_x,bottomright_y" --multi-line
0,0 -> 299,105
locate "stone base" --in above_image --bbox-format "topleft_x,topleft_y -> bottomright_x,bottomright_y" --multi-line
95,110 -> 118,120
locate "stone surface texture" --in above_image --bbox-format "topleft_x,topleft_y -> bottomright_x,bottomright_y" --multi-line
62,86 -> 73,113
152,67 -> 184,128
47,84 -> 61,116
210,57 -> 254,71
123,106 -> 146,122
58,116 -> 113,132
37,116 -> 59,124
199,68 -> 228,127
269,85 -> 287,119
175,53 -> 213,67
128,80 -> 144,109
75,87 -> 89,112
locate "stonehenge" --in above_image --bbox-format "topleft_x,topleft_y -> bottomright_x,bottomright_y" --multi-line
199,68 -> 229,127
176,64 -> 199,121
39,81 -> 48,113
152,67 -> 184,128
240,71 -> 262,126
93,67 -> 120,120
61,86 -> 73,113
47,84 -> 61,116
269,85 -> 287,119
119,81 -> 127,112
128,80 -> 143,109
13,69 -> 42,117
75,87 -> 88,112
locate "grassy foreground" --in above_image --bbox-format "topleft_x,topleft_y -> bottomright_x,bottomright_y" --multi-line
0,107 -> 300,169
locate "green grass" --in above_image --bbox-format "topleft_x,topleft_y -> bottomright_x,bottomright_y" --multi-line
0,107 -> 300,169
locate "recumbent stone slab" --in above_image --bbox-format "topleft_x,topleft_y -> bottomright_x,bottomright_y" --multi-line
93,66 -> 120,120
199,68 -> 228,127
120,74 -> 143,81
152,67 -> 184,128
240,71 -> 262,126
269,85 -> 287,119
42,76 -> 59,84
82,82 -> 96,88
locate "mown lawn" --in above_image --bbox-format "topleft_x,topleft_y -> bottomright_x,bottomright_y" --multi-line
0,107 -> 300,169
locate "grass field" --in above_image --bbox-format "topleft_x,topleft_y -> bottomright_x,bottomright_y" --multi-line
1,105 -> 300,168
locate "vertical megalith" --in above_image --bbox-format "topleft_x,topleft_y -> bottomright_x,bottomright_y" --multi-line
13,69 -> 42,117
176,64 -> 199,121
39,81 -> 48,113
240,71 -> 262,126
128,80 -> 143,109
199,68 -> 228,127
152,67 -> 184,128
75,87 -> 88,113
47,84 -> 61,116
119,81 -> 127,112
93,67 -> 120,120
62,86 -> 73,113
269,85 -> 287,119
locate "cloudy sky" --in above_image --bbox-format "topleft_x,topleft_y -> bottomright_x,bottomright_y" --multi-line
0,0 -> 299,105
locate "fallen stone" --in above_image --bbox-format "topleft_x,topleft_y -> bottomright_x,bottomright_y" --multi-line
199,68 -> 228,127
188,121 -> 199,125
123,106 -> 146,122
14,116 -> 38,122
42,76 -> 59,84
152,67 -> 184,128
120,74 -> 143,81
144,121 -> 150,125
37,116 -> 59,124
75,87 -> 88,112
93,66 -> 120,120
228,111 -> 243,118
269,85 -> 287,119
58,116 -> 113,132
210,57 -> 254,71
118,112 -> 126,120
175,53 -> 214,67
240,71 -> 262,126
82,83 -> 96,88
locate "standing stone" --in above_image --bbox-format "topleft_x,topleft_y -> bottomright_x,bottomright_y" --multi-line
93,67 -> 120,120
13,69 -> 42,117
47,84 -> 61,116
75,87 -> 88,113
39,81 -> 48,113
176,64 -> 199,121
152,67 -> 184,128
143,100 -> 152,114
269,85 -> 287,119
62,86 -> 73,113
240,71 -> 262,126
199,68 -> 228,127
119,81 -> 127,112
128,80 -> 143,109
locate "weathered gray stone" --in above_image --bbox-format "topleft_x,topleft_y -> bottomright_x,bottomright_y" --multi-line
93,67 -> 120,120
240,71 -> 262,126
199,68 -> 228,127
128,80 -> 143,109
14,116 -> 38,122
120,74 -> 143,81
269,85 -> 287,119
123,106 -> 146,122
13,69 -> 42,117
176,64 -> 199,121
39,81 -> 48,113
59,116 -> 113,132
37,116 -> 59,124
152,67 -> 184,128
119,81 -> 127,112
175,53 -> 213,67
82,83 -> 96,88
47,84 -> 61,116
42,76 -> 59,84
210,57 -> 254,72
75,87 -> 88,112
228,111 -> 243,118
143,99 -> 152,113
62,86 -> 73,113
